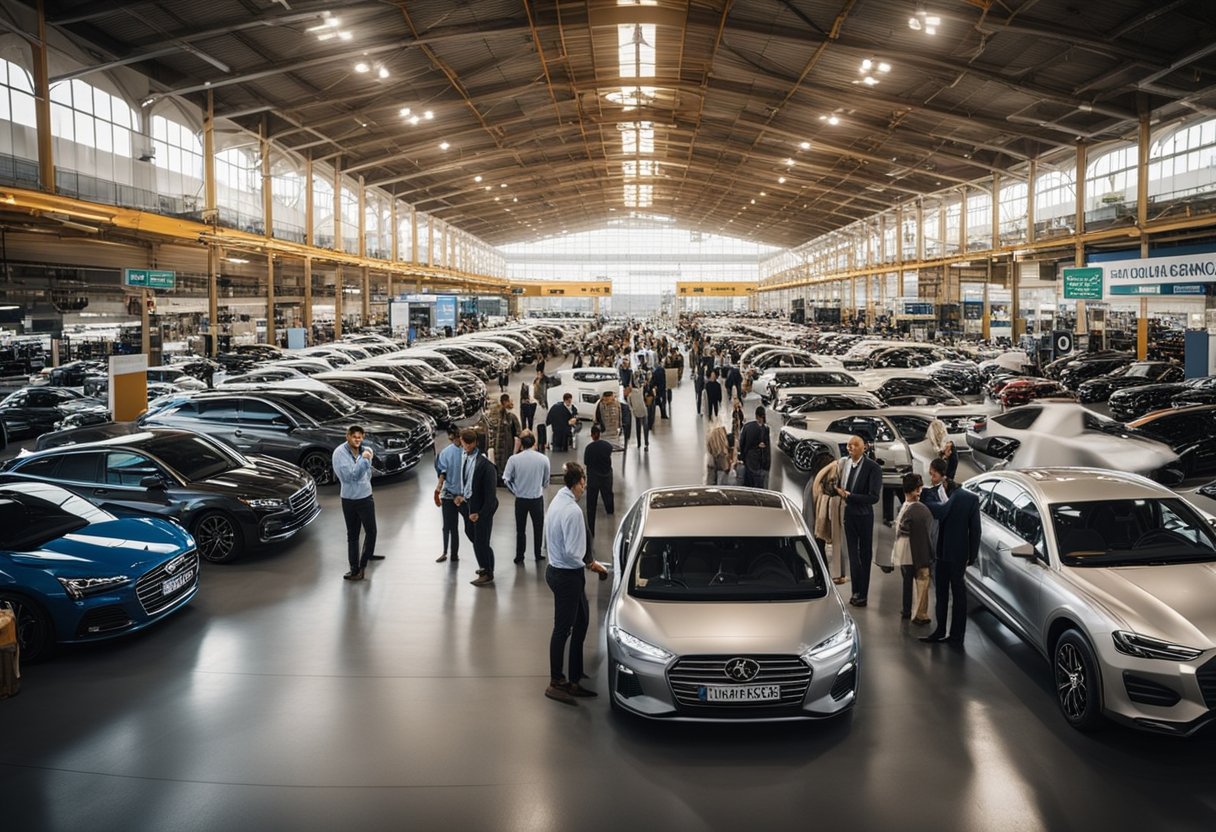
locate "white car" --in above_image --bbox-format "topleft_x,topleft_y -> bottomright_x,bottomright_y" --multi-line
967,403 -> 1182,484
756,367 -> 863,404
777,405 -> 993,476
546,367 -> 621,419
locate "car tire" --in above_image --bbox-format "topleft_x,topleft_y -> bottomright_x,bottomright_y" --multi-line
792,440 -> 824,474
1053,629 -> 1105,732
0,591 -> 55,663
192,511 -> 244,564
300,450 -> 335,485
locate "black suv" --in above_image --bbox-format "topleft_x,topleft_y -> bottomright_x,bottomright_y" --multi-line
139,389 -> 431,484
6,426 -> 318,562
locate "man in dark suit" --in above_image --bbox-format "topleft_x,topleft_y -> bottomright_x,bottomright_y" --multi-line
546,393 -> 577,452
650,363 -> 668,422
836,434 -> 882,607
921,483 -> 982,645
458,428 -> 499,587
582,424 -> 615,536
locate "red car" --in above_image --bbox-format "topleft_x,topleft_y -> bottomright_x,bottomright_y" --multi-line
999,378 -> 1076,409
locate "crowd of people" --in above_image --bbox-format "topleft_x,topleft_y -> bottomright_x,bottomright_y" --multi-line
330,315 -> 988,707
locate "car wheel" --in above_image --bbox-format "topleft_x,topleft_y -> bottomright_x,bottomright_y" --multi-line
301,450 -> 334,485
192,511 -> 244,564
1053,629 -> 1104,732
0,592 -> 55,663
792,440 -> 823,474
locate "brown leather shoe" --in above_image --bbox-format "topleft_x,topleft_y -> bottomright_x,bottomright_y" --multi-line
563,683 -> 598,698
545,684 -> 577,705
470,574 -> 494,587
833,576 -> 849,585
343,569 -> 365,581
435,553 -> 448,563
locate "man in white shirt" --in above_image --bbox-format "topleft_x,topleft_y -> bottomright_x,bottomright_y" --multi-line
543,462 -> 607,705
502,431 -> 551,564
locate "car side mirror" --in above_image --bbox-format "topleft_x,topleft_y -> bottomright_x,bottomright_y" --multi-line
1010,541 -> 1036,559
140,475 -> 166,490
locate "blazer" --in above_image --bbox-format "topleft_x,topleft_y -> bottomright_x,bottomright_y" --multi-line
468,454 -> 499,516
897,501 -> 935,569
838,455 -> 882,517
925,487 -> 982,564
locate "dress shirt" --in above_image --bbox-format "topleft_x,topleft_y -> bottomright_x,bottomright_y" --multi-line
461,450 -> 479,500
435,441 -> 464,498
841,456 -> 859,490
332,443 -> 373,499
545,487 -> 587,569
502,449 -> 550,500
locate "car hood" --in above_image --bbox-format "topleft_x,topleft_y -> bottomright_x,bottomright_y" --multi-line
8,516 -> 193,572
1009,434 -> 1178,473
613,591 -> 846,656
1112,382 -> 1187,400
194,455 -> 312,498
1065,563 -> 1216,649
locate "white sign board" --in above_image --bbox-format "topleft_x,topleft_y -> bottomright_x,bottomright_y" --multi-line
1096,252 -> 1216,298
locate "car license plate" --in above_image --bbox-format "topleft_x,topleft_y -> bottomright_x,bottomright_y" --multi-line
161,569 -> 194,596
698,685 -> 781,703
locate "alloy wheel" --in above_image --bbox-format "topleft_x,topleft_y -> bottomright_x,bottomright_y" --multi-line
195,514 -> 238,563
1055,642 -> 1088,721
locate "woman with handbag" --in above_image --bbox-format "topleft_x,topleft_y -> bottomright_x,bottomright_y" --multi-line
894,472 -> 934,625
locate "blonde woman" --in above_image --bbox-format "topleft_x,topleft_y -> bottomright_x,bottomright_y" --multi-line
705,419 -> 732,485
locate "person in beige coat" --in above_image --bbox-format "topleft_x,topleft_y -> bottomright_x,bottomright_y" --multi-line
802,458 -> 847,585
705,420 -> 733,485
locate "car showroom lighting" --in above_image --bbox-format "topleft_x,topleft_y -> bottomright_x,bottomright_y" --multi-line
858,58 -> 890,86
226,256 -> 249,264
424,111 -> 434,120
799,141 -> 811,150
354,61 -> 369,73
439,141 -> 450,150
778,176 -> 787,184
784,158 -> 795,167
908,4 -> 941,35
378,66 -> 390,79
474,175 -> 483,182
400,107 -> 411,117
408,115 -> 420,125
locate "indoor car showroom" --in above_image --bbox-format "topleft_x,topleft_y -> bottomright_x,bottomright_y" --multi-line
1,1 -> 1215,830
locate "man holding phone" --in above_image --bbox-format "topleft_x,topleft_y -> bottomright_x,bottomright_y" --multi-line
333,425 -> 378,582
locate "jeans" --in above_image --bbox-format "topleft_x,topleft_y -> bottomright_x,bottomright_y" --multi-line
933,558 -> 968,639
634,416 -> 649,447
520,402 -> 537,430
586,474 -> 614,536
546,566 -> 588,684
440,497 -> 461,557
844,511 -> 874,600
341,496 -> 377,572
514,496 -> 544,559
901,565 -> 931,619
461,504 -> 497,575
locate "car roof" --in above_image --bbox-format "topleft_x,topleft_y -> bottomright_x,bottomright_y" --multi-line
640,487 -> 805,537
24,427 -> 199,454
1129,403 -> 1216,425
976,467 -> 1170,503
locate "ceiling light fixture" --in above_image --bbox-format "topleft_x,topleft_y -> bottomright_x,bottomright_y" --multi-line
799,141 -> 811,150
408,115 -> 419,125
354,62 -> 369,73
439,141 -> 450,150
474,175 -> 483,182
784,158 -> 795,167
424,111 -> 434,120
399,107 -> 411,117
858,57 -> 891,86
778,176 -> 786,184
908,4 -> 941,35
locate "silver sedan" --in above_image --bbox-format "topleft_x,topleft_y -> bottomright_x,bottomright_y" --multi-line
962,467 -> 1216,735
605,486 -> 859,721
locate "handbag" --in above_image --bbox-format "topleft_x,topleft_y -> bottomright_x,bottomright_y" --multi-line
891,534 -> 912,569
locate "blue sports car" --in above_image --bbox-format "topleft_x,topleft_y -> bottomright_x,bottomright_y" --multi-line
0,480 -> 199,662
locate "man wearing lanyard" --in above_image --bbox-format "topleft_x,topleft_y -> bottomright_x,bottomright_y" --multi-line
433,427 -> 464,564
543,462 -> 608,705
332,425 -> 379,582
458,428 -> 499,587
503,430 -> 551,564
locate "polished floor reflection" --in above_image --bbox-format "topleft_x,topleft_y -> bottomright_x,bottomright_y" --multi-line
2,361 -> 1215,832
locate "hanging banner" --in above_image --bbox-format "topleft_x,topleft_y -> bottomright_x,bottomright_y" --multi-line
1095,252 -> 1216,298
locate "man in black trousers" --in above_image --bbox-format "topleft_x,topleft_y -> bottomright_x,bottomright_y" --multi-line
921,484 -> 982,645
582,424 -> 615,536
835,434 -> 882,607
457,428 -> 499,588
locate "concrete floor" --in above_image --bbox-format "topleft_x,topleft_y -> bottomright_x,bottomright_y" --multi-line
2,363 -> 1216,832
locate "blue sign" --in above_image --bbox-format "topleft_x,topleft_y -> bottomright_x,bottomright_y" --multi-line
1109,283 -> 1206,296
435,295 -> 458,330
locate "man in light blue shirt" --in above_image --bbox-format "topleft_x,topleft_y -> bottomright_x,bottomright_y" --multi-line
543,463 -> 607,705
332,425 -> 378,581
502,430 -> 551,564
432,427 -> 464,563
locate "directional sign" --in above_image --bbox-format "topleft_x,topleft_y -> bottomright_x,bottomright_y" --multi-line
125,268 -> 176,290
1062,267 -> 1102,300
675,281 -> 757,296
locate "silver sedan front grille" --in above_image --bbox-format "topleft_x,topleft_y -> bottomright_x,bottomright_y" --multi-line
667,655 -> 812,709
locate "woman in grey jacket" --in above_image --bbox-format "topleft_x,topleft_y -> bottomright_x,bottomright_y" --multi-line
896,472 -> 935,625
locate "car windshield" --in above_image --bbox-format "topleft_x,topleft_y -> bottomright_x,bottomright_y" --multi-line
1122,364 -> 1160,378
277,393 -> 348,423
401,361 -> 444,379
0,487 -> 111,550
629,536 -> 827,601
1050,498 -> 1216,566
143,434 -> 242,480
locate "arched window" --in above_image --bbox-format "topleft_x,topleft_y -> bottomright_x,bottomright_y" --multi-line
215,146 -> 258,191
1086,145 -> 1137,208
999,180 -> 1027,242
312,169 -> 334,248
1149,118 -> 1216,201
49,78 -> 134,156
0,58 -> 36,129
1034,168 -> 1075,218
151,114 -> 202,178
340,184 -> 359,253
966,187 -> 992,250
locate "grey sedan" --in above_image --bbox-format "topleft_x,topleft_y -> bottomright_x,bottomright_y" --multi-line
606,487 -> 858,721
961,467 -> 1216,735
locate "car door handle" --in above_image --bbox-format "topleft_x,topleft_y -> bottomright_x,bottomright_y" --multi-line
93,488 -> 110,495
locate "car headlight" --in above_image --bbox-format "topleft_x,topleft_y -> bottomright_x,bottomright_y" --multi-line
1111,631 -> 1202,661
240,498 -> 287,511
57,575 -> 131,600
610,625 -> 673,663
801,617 -> 856,664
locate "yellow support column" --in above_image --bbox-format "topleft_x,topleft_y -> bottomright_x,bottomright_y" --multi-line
32,0 -> 54,192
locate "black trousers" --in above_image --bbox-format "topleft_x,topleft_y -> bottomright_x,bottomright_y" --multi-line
933,558 -> 968,639
546,566 -> 588,684
706,396 -> 721,420
694,377 -> 704,413
440,498 -> 461,557
341,496 -> 377,571
514,496 -> 544,559
634,415 -> 649,447
461,504 -> 496,575
520,402 -> 537,430
843,511 -> 874,600
586,474 -> 614,536
726,380 -> 743,401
